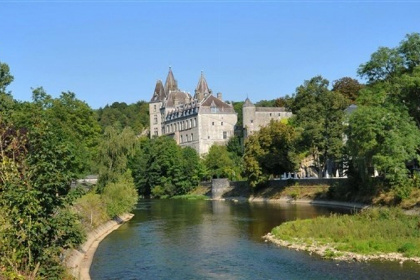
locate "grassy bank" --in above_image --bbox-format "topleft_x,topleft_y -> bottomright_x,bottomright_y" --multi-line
270,207 -> 420,260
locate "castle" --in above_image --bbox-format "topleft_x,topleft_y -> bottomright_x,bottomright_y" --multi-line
149,68 -> 237,155
149,68 -> 293,155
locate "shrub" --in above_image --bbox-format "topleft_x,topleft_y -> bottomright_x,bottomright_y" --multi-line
103,171 -> 139,218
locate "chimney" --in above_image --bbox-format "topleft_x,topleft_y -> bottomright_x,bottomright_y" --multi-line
217,92 -> 222,101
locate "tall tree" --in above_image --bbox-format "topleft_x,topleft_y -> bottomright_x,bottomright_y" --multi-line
289,76 -> 347,175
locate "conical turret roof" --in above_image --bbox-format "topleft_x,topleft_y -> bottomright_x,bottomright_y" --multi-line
164,67 -> 178,94
150,79 -> 166,102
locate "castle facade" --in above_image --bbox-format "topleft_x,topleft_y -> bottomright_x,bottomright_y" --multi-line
149,68 -> 237,156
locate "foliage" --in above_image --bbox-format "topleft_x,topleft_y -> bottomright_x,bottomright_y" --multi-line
102,171 -> 139,218
289,76 -> 347,175
232,101 -> 244,128
358,33 -> 420,83
204,144 -> 241,181
96,101 -> 149,134
0,118 -> 85,279
97,126 -> 136,190
130,136 -> 204,198
11,88 -> 101,176
332,76 -> 364,104
271,208 -> 420,257
243,120 -> 300,187
347,105 -> 420,199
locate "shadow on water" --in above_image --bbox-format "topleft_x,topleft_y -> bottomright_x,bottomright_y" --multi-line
91,199 -> 420,280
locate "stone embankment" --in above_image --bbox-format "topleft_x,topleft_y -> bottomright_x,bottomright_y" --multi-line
66,213 -> 134,280
263,233 -> 420,264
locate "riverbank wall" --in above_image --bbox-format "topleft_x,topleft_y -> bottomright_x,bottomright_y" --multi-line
211,178 -> 348,199
66,213 -> 134,280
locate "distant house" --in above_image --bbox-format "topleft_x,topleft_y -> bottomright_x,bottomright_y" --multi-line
149,68 -> 237,156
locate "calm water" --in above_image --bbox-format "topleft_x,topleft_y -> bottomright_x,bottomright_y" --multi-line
91,199 -> 420,280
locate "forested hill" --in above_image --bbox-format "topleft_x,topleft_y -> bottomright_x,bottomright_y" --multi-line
96,101 -> 150,133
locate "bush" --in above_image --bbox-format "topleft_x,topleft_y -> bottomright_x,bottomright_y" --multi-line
103,171 -> 139,217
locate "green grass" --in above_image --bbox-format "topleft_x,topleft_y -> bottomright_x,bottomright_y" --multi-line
171,194 -> 208,200
271,207 -> 420,257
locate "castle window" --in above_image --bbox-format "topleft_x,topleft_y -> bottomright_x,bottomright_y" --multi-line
186,134 -> 189,142
208,136 -> 210,139
221,122 -> 223,126
190,119 -> 192,128
223,131 -> 227,139
181,135 -> 183,143
270,113 -> 272,117
153,115 -> 158,124
194,118 -> 197,127
154,105 -> 156,112
154,128 -> 158,136
212,122 -> 214,126
250,120 -> 253,123
191,133 -> 193,141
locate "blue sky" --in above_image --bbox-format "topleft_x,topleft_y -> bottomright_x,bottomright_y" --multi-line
1,1 -> 419,109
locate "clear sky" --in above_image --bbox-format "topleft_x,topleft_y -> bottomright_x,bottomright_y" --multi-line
1,1 -> 419,109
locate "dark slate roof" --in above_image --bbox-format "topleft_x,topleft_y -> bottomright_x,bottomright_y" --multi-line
164,67 -> 179,94
150,80 -> 166,102
195,72 -> 210,94
200,95 -> 235,113
164,90 -> 192,107
243,98 -> 254,107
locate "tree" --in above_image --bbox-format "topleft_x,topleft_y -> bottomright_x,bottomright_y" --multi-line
347,105 -> 420,199
204,144 -> 240,180
0,118 -> 85,278
97,126 -> 136,190
332,77 -> 364,104
130,136 -> 203,198
0,62 -> 15,117
289,76 -> 347,175
243,120 -> 300,187
358,33 -> 420,83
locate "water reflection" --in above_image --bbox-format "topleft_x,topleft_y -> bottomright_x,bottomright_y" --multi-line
91,199 -> 420,280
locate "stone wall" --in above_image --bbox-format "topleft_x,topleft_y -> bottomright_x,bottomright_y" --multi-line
211,178 -> 349,199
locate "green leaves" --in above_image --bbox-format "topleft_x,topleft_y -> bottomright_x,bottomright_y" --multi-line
243,120 -> 299,187
130,136 -> 204,198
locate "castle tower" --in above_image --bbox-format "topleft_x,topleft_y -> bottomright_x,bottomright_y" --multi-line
164,67 -> 178,95
194,71 -> 211,102
149,80 -> 165,137
242,97 -> 256,138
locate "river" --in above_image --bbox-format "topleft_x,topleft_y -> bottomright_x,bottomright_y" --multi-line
91,199 -> 420,279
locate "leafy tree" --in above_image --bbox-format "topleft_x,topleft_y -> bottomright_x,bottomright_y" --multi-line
358,33 -> 420,83
130,136 -> 203,198
97,126 -> 136,190
0,62 -> 15,117
347,105 -> 420,199
243,120 -> 300,187
232,101 -> 244,128
332,77 -> 364,104
255,99 -> 276,107
289,76 -> 347,175
0,118 -> 85,278
204,144 -> 240,180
